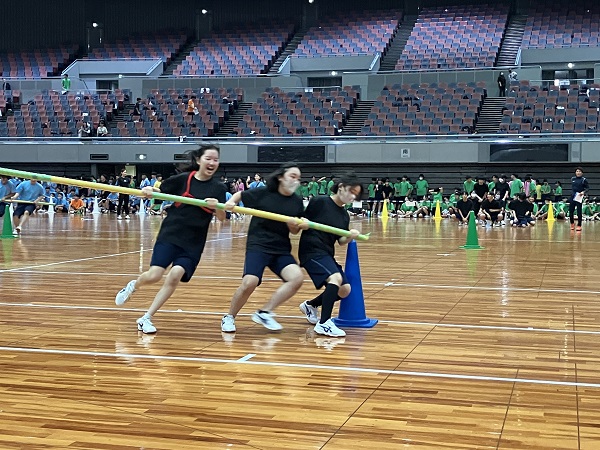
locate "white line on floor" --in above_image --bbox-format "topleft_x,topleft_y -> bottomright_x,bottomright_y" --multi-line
0,302 -> 598,335
0,345 -> 597,389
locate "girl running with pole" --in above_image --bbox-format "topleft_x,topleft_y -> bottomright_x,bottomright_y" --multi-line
115,144 -> 227,334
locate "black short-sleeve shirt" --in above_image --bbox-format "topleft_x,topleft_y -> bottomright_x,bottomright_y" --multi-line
156,172 -> 226,255
299,196 -> 349,264
241,187 -> 304,254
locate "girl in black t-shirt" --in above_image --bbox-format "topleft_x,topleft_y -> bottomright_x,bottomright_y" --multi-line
221,163 -> 308,333
298,173 -> 362,337
114,145 -> 227,334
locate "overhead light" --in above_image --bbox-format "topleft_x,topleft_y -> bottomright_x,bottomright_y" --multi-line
567,62 -> 574,69
308,0 -> 314,4
330,71 -> 338,76
136,154 -> 147,160
201,9 -> 208,14
92,22 -> 98,28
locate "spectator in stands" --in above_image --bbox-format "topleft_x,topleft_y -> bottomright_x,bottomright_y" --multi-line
2,79 -> 10,91
509,69 -> 518,83
187,96 -> 196,116
132,98 -> 142,118
78,121 -> 92,139
96,121 -> 108,137
61,74 -> 71,94
497,72 -> 507,97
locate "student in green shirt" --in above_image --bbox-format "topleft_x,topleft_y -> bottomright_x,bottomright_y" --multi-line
415,174 -> 429,199
414,196 -> 432,218
318,177 -> 328,195
540,179 -> 552,202
296,181 -> 309,199
307,176 -> 319,198
399,197 -> 417,218
463,176 -> 475,195
488,175 -> 498,194
509,173 -> 523,198
326,176 -> 335,195
553,198 -> 568,220
553,181 -> 563,203
61,74 -> 71,93
367,178 -> 377,211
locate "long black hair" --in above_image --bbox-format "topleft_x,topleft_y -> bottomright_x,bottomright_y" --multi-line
266,162 -> 300,192
177,144 -> 220,173
331,171 -> 363,196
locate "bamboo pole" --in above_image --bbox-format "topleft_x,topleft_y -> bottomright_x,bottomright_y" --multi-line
0,168 -> 370,241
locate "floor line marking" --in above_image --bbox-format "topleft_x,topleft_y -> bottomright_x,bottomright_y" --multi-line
2,270 -> 598,296
0,234 -> 246,274
0,302 -> 598,335
237,353 -> 256,362
0,345 -> 598,389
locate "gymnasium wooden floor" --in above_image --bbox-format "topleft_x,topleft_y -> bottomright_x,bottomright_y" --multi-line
1,212 -> 599,449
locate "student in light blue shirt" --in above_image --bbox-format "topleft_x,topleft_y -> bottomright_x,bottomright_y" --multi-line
12,179 -> 45,234
0,175 -> 16,217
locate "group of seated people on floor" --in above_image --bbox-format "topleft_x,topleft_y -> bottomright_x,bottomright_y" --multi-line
333,174 -> 583,227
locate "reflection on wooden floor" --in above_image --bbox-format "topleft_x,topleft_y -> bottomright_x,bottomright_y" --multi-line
0,213 -> 599,449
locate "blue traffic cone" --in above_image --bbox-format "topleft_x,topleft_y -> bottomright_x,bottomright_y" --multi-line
333,240 -> 378,328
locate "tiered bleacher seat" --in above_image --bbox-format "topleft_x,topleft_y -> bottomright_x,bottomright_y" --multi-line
0,90 -> 21,116
522,2 -> 600,48
87,30 -> 189,64
396,5 -> 508,70
174,24 -> 294,76
0,90 -> 128,138
233,87 -> 358,137
295,10 -> 401,56
111,88 -> 243,138
0,45 -> 78,78
359,83 -> 486,136
499,81 -> 600,134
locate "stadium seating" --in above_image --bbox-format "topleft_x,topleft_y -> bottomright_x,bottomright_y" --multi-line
359,83 -> 486,136
0,45 -> 79,78
110,88 -> 243,138
0,90 -> 128,137
396,5 -> 508,70
173,24 -> 294,76
522,2 -> 600,49
499,81 -> 600,134
87,30 -> 189,64
295,10 -> 401,56
232,87 -> 358,137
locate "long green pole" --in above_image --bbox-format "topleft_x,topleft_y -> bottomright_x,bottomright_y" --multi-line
0,167 -> 370,241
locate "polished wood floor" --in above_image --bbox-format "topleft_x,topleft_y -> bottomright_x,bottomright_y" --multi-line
1,212 -> 600,449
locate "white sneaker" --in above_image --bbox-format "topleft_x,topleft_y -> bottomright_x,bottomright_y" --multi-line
15,226 -> 21,234
117,215 -> 123,220
221,314 -> 236,332
252,311 -> 282,331
125,215 -> 130,219
314,319 -> 346,337
115,280 -> 136,305
299,301 -> 319,324
136,316 -> 157,334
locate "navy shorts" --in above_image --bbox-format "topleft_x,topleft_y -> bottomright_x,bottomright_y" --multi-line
13,203 -> 36,217
514,217 -> 533,226
150,240 -> 201,283
0,202 -> 6,216
302,255 -> 348,289
243,251 -> 297,285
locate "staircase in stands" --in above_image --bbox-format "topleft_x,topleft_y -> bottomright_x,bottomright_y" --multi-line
378,15 -> 418,71
496,15 -> 528,67
474,97 -> 506,134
